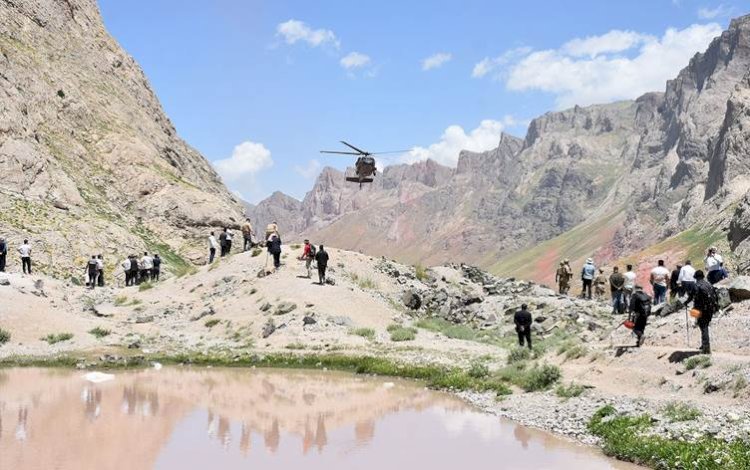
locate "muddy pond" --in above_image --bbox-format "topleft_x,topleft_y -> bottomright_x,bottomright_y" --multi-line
0,367 -> 642,469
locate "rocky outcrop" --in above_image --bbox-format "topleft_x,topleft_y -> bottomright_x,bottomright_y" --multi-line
0,0 -> 245,276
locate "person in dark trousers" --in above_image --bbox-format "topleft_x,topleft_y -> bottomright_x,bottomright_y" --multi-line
669,264 -> 683,301
267,233 -> 282,270
121,256 -> 132,286
96,255 -> 104,287
581,258 -> 596,300
152,254 -> 161,281
0,238 -> 7,272
86,255 -> 99,289
629,285 -> 652,347
315,245 -> 329,285
219,228 -> 229,257
514,304 -> 533,350
609,266 -> 625,314
686,270 -> 719,354
18,239 -> 31,274
208,232 -> 218,264
129,255 -> 140,286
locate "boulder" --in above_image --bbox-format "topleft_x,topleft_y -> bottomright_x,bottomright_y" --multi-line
328,315 -> 354,328
402,290 -> 422,310
190,306 -> 215,321
303,316 -> 317,326
262,320 -> 276,338
0,275 -> 10,286
724,276 -> 750,302
717,287 -> 731,309
274,302 -> 297,315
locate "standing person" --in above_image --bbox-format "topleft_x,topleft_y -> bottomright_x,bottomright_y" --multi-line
298,240 -> 315,278
140,252 -> 153,283
129,255 -> 139,286
704,247 -> 724,285
121,256 -> 132,286
678,260 -> 696,296
315,244 -> 329,285
267,233 -> 282,271
219,228 -> 229,257
629,285 -> 652,347
0,238 -> 7,272
241,219 -> 255,251
670,264 -> 683,301
265,221 -> 279,240
18,239 -> 32,274
686,270 -> 719,354
96,255 -> 104,287
623,264 -> 636,307
581,258 -> 596,300
208,232 -> 219,264
555,261 -> 572,295
650,260 -> 670,305
594,268 -> 607,300
225,228 -> 233,254
513,304 -> 533,350
152,254 -> 161,281
609,266 -> 625,314
86,256 -> 99,289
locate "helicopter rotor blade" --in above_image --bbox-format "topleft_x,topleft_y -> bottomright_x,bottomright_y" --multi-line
370,149 -> 410,155
340,141 -> 369,155
320,151 -> 361,155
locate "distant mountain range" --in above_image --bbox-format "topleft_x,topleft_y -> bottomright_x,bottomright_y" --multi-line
248,14 -> 750,284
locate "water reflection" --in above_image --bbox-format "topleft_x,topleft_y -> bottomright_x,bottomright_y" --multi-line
0,367 -> 641,470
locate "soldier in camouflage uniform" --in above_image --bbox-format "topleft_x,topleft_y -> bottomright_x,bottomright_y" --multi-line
556,259 -> 573,295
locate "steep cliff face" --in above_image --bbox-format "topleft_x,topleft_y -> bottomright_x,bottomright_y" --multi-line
0,0 -> 245,275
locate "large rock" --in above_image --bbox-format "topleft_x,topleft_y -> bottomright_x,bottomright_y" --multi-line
723,277 -> 750,302
402,290 -> 422,310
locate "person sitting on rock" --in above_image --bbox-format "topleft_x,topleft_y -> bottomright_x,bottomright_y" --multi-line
514,304 -> 533,350
628,285 -> 652,347
315,245 -> 329,285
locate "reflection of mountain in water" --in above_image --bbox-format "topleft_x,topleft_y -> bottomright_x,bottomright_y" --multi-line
0,368 -> 464,469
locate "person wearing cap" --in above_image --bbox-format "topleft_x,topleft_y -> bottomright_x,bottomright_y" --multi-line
704,247 -> 725,285
513,304 -> 533,350
555,260 -> 572,295
581,258 -> 596,300
629,284 -> 652,347
298,239 -> 314,278
686,270 -> 719,354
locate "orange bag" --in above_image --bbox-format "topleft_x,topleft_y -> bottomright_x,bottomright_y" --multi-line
690,308 -> 702,319
623,320 -> 635,329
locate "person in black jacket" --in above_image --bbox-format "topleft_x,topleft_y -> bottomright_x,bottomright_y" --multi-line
686,270 -> 718,354
514,304 -> 533,350
267,233 -> 282,270
219,228 -> 229,257
669,264 -> 682,301
152,254 -> 161,281
629,285 -> 652,347
315,245 -> 329,285
0,238 -> 7,272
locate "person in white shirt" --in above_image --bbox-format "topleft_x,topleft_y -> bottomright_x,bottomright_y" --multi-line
649,259 -> 670,305
18,239 -> 32,274
96,254 -> 105,287
121,257 -> 133,286
678,260 -> 696,295
140,252 -> 153,283
704,247 -> 725,284
208,232 -> 219,264
623,264 -> 636,307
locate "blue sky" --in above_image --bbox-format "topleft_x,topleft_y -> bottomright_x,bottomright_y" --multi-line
98,0 -> 744,203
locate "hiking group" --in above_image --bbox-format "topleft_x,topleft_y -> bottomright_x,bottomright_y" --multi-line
553,247 -> 726,354
0,238 -> 32,275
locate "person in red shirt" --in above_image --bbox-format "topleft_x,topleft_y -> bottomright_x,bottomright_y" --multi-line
298,240 -> 314,278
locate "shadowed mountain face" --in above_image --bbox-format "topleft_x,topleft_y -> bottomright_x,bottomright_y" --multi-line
249,15 -> 750,279
0,0 -> 245,276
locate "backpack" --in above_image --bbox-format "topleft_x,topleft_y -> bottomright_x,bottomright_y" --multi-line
632,291 -> 651,317
308,244 -> 317,258
698,282 -> 719,315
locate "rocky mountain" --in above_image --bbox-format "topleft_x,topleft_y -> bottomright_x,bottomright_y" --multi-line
250,14 -> 750,283
0,0 -> 245,277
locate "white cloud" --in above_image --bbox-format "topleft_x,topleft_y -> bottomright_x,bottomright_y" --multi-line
214,141 -> 273,202
494,23 -> 722,108
697,4 -> 731,19
471,47 -> 532,78
422,52 -> 452,71
276,19 -> 340,49
403,117 -> 517,167
340,51 -> 371,69
293,159 -> 321,179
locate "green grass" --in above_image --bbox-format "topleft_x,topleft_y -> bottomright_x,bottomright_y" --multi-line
350,272 -> 379,290
468,361 -> 490,379
0,328 -> 10,346
251,248 -> 262,257
555,382 -> 585,398
138,282 -> 154,292
350,327 -> 376,340
589,405 -> 750,469
133,226 -> 195,278
88,327 -> 111,339
662,402 -> 702,422
557,341 -> 588,361
414,264 -> 429,282
497,361 -> 562,391
387,324 -> 417,342
684,355 -> 712,370
41,333 -> 74,345
415,318 -> 476,341
114,295 -> 129,306
285,342 -> 306,350
204,319 -> 220,328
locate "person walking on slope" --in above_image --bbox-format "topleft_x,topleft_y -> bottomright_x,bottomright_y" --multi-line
623,264 -> 636,307
650,259 -> 670,305
555,260 -> 572,295
594,268 -> 607,300
18,239 -> 32,274
581,258 -> 596,300
152,254 -> 161,281
514,304 -> 533,350
609,266 -> 626,314
298,240 -> 316,278
315,245 -> 329,285
219,228 -> 229,257
629,285 -> 652,347
0,238 -> 7,272
225,228 -> 233,254
86,255 -> 99,289
678,260 -> 696,296
670,264 -> 683,301
129,255 -> 139,286
267,232 -> 282,271
208,232 -> 219,264
704,247 -> 725,285
241,219 -> 255,251
686,270 -> 719,354
96,255 -> 104,287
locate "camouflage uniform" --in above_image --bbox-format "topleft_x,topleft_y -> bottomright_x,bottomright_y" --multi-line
556,261 -> 572,295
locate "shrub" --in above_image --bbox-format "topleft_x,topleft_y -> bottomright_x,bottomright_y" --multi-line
139,282 -> 154,291
663,402 -> 702,422
556,382 -> 585,398
204,319 -> 220,328
0,328 -> 10,346
290,244 -> 301,250
251,248 -> 262,257
468,361 -> 490,379
113,295 -> 129,306
88,327 -> 111,339
350,272 -> 378,290
41,333 -> 74,344
557,340 -> 587,360
387,324 -> 417,342
684,355 -> 712,370
416,318 -> 476,341
521,364 -> 562,392
507,347 -> 531,364
350,328 -> 376,340
414,264 -> 429,282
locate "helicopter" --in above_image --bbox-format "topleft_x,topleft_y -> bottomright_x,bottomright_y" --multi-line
320,141 -> 407,188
